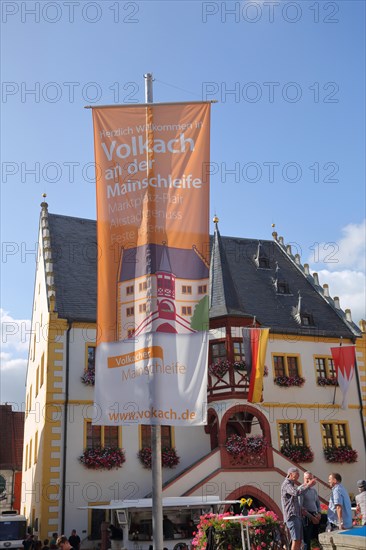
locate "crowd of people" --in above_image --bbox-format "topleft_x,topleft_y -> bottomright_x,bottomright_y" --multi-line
23,531 -> 81,550
281,466 -> 366,550
20,477 -> 366,550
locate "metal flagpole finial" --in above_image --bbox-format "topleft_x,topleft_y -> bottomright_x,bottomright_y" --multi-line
144,73 -> 154,103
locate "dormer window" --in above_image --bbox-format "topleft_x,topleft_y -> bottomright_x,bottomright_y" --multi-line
258,257 -> 270,269
301,314 -> 314,326
277,281 -> 290,294
254,242 -> 270,269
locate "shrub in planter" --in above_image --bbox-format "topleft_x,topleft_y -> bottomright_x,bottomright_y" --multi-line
138,446 -> 180,469
280,444 -> 314,462
274,375 -> 305,387
323,445 -> 358,463
226,434 -> 267,457
79,447 -> 125,470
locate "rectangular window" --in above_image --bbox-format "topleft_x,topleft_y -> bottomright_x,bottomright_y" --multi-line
211,342 -> 226,362
87,345 -> 96,373
141,425 -> 172,449
34,431 -> 38,463
86,423 -> 102,449
315,356 -> 336,381
29,386 -> 33,413
126,285 -> 134,296
104,426 -> 119,448
25,445 -> 28,471
279,423 -> 291,447
301,314 -> 314,326
182,285 -> 192,294
127,328 -> 135,338
277,282 -> 290,294
321,422 -> 349,448
40,354 -> 44,387
278,422 -> 306,447
287,357 -> 298,378
198,285 -> 207,294
85,421 -> 121,449
29,439 -> 32,469
328,359 -> 336,378
139,281 -> 147,292
35,367 -> 39,397
273,356 -> 285,377
126,307 -> 134,317
273,355 -> 300,377
139,303 -> 147,313
315,357 -> 327,378
233,341 -> 245,362
181,306 -> 192,316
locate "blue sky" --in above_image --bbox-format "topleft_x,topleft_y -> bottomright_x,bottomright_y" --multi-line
1,0 -> 365,405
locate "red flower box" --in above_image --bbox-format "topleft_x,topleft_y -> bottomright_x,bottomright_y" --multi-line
323,446 -> 358,463
138,446 -> 180,469
79,447 -> 125,470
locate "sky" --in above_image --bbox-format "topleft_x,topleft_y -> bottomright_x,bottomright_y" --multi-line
1,0 -> 365,406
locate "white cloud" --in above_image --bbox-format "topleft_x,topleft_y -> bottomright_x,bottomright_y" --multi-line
312,220 -> 366,272
315,269 -> 366,324
0,309 -> 30,404
1,309 -> 31,353
305,221 -> 366,324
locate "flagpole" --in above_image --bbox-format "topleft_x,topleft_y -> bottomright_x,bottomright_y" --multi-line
144,72 -> 164,550
354,354 -> 366,449
332,337 -> 342,405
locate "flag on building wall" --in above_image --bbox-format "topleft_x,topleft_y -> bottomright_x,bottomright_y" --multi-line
91,102 -> 211,426
242,327 -> 270,403
330,345 -> 356,409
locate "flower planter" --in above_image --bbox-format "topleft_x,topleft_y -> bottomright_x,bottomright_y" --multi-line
192,507 -> 279,549
81,368 -> 95,385
274,375 -> 305,387
138,446 -> 180,469
208,360 -> 231,378
280,444 -> 314,463
317,376 -> 338,386
226,434 -> 267,457
323,446 -> 358,463
79,447 -> 125,470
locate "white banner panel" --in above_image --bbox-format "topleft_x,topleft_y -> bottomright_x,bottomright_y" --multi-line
94,331 -> 208,426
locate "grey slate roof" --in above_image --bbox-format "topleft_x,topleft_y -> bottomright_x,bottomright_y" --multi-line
46,212 -> 361,338
47,214 -> 97,322
209,224 -> 248,318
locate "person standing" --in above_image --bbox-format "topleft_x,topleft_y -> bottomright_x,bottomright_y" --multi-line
281,467 -> 317,550
56,536 -> 72,550
355,480 -> 366,525
68,531 -> 80,550
23,534 -> 35,550
327,472 -> 353,531
49,534 -> 58,550
300,472 -> 321,550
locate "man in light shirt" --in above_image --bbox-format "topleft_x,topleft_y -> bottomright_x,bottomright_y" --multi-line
327,472 -> 353,531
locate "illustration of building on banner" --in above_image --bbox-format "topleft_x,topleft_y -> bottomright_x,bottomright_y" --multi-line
117,242 -> 209,339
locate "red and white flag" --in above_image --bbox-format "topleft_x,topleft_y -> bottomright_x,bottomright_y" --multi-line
330,346 -> 356,409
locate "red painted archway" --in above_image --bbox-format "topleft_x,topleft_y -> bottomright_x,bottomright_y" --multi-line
219,403 -> 274,468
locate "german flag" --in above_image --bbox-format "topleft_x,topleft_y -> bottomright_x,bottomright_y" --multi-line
243,328 -> 270,403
